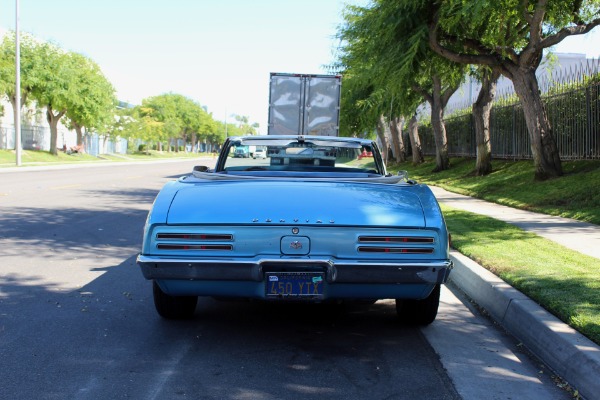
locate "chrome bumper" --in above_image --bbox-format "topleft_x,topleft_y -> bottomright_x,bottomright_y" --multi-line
137,255 -> 453,285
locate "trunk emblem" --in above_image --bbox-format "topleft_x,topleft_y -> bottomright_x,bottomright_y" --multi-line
290,241 -> 303,249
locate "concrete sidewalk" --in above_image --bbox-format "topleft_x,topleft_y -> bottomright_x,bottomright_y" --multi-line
430,186 -> 600,260
430,186 -> 600,400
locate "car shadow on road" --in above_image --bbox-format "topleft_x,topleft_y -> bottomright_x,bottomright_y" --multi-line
0,188 -> 157,256
1,250 -> 460,400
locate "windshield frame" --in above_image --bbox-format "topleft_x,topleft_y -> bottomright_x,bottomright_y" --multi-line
215,135 -> 387,176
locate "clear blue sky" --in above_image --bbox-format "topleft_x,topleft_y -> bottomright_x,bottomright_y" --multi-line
1,0 -> 598,134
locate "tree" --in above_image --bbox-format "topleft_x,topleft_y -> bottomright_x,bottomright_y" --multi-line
104,107 -> 138,150
134,93 -> 219,152
0,32 -> 47,148
410,68 -> 464,171
233,115 -> 259,135
30,42 -> 75,155
1,34 -> 119,155
472,68 -> 500,176
389,116 -> 406,163
65,53 -> 117,150
336,0 -> 466,172
140,94 -> 182,151
376,114 -> 391,163
335,44 -> 423,165
337,72 -> 378,139
407,113 -> 424,165
194,109 -> 218,152
428,0 -> 600,179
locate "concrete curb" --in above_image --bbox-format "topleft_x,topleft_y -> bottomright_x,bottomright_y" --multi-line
449,251 -> 600,400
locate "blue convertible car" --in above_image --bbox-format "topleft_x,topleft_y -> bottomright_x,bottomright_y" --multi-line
137,135 -> 452,324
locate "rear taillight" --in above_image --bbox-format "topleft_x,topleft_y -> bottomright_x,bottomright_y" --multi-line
157,244 -> 232,251
358,247 -> 434,254
156,233 -> 233,241
357,235 -> 435,254
155,232 -> 233,251
358,236 -> 434,243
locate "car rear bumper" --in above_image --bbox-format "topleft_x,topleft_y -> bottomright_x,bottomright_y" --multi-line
137,255 -> 452,285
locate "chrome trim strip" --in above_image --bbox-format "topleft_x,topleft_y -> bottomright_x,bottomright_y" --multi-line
137,255 -> 452,269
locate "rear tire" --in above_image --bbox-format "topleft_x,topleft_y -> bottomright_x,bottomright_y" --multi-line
153,281 -> 198,319
395,284 -> 440,325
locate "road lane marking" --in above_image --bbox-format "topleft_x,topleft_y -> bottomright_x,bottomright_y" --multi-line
50,184 -> 83,190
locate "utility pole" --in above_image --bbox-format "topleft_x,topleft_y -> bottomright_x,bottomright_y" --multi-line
15,0 -> 22,166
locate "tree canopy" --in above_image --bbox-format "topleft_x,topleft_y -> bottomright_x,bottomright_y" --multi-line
0,31 -> 256,155
0,32 -> 46,111
335,0 -> 600,179
65,52 -> 117,147
127,93 -> 221,151
335,0 -> 466,171
428,0 -> 600,179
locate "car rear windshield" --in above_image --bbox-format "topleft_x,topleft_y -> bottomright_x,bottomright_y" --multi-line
221,139 -> 383,176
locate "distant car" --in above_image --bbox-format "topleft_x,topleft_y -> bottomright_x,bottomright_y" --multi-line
253,148 -> 267,159
137,135 -> 452,324
233,146 -> 250,158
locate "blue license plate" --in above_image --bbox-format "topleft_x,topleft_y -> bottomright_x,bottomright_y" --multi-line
266,272 -> 324,299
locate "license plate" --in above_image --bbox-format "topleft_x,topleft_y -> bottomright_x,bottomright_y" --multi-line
266,272 -> 324,299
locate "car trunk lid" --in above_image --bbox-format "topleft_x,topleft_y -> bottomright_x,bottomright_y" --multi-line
166,180 -> 426,228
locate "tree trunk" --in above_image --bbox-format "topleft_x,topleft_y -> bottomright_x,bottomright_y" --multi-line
408,114 -> 424,165
509,68 -> 563,180
430,102 -> 449,172
102,135 -> 109,154
191,133 -> 197,153
389,116 -> 406,163
9,93 -> 27,151
376,115 -> 390,165
73,122 -> 86,151
473,69 -> 499,176
46,106 -> 66,156
421,75 -> 456,172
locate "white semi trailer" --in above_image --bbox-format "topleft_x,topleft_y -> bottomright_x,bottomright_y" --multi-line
267,73 -> 342,136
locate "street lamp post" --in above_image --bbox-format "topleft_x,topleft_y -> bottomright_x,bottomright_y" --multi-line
15,0 -> 22,166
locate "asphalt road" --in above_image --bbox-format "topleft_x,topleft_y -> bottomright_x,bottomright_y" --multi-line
0,159 -> 570,400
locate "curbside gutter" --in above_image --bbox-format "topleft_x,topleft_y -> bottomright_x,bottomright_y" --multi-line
449,250 -> 600,400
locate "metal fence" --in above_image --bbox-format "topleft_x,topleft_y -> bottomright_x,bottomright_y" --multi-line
1,125 -> 53,151
0,126 -> 11,149
0,123 -> 127,156
417,58 -> 600,160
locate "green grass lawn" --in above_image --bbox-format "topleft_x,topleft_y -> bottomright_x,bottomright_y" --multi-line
387,157 -> 600,344
0,149 -> 204,167
390,157 -> 600,224
0,149 -> 100,165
